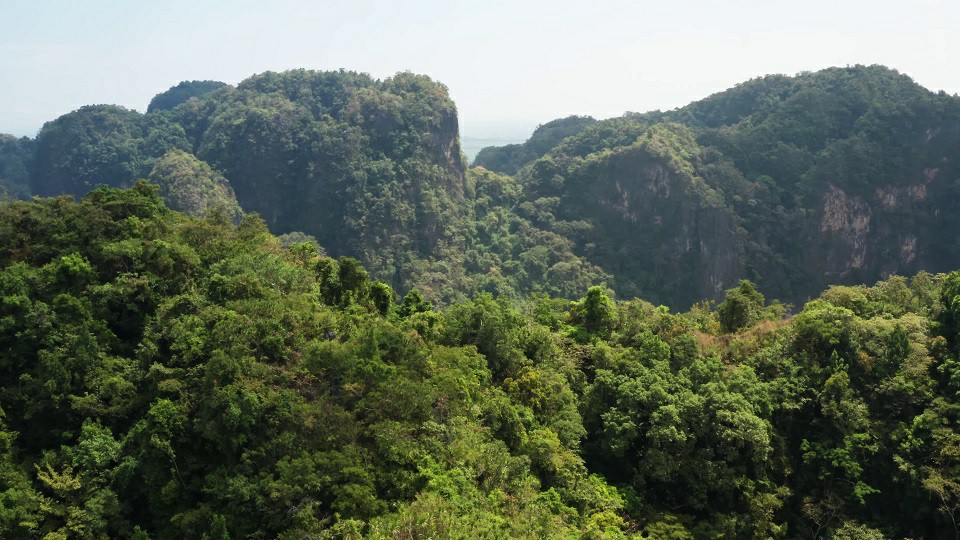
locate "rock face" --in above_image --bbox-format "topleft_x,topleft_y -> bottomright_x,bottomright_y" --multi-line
818,184 -> 872,271
431,105 -> 467,190
802,159 -> 960,296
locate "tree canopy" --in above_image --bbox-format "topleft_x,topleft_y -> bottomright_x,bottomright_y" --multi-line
0,184 -> 958,538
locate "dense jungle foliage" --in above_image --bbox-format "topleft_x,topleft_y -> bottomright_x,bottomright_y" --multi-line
4,65 -> 959,309
1,184 -> 960,538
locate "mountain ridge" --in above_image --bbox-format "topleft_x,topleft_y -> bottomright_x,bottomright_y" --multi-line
2,64 -> 958,309
485,64 -> 960,306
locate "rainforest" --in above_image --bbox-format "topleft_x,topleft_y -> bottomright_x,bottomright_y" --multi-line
1,65 -> 960,538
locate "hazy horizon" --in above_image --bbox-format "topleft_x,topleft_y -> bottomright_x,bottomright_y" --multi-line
2,0 -> 957,141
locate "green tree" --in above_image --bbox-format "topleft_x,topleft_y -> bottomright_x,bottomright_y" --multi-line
717,279 -> 765,332
574,286 -> 617,338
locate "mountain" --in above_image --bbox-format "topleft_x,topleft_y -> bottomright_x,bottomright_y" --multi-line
176,70 -> 468,283
23,70 -> 471,297
485,65 -> 960,307
0,134 -> 33,200
520,122 -> 740,308
4,65 -> 959,309
473,115 -> 597,174
146,80 -> 228,113
30,104 -> 191,197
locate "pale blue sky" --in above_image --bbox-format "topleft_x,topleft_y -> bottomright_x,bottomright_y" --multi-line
1,0 -> 956,140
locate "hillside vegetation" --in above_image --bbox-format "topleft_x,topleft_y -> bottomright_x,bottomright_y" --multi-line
0,185 -> 959,538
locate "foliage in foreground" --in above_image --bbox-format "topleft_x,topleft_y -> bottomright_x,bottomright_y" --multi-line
0,185 -> 958,538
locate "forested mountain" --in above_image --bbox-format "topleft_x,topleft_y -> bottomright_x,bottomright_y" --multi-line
30,104 -> 190,198
2,65 -> 959,309
486,65 -> 960,307
22,70 -> 470,297
146,81 -> 228,113
1,184 -> 960,538
0,135 -> 35,201
473,115 -> 597,174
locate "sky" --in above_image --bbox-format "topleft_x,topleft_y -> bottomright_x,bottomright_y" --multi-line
1,0 -> 957,141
